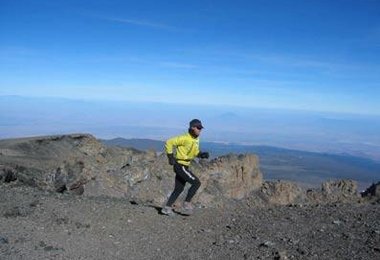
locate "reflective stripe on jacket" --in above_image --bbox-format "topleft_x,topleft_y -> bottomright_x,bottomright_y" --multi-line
165,132 -> 200,166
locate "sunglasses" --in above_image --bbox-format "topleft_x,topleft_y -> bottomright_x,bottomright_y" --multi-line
195,126 -> 203,130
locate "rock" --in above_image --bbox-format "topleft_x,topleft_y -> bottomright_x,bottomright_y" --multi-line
0,134 -> 102,193
321,180 -> 359,202
203,154 -> 263,200
0,165 -> 17,183
0,236 -> 9,244
260,241 -> 275,248
189,153 -> 263,206
322,179 -> 357,195
361,181 -> 380,202
296,247 -> 307,255
305,179 -> 360,204
259,181 -> 306,205
0,134 -> 262,208
274,250 -> 288,260
1,134 -> 376,208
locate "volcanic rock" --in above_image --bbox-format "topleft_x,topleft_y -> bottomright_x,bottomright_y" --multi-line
259,180 -> 305,205
0,134 -> 263,207
361,181 -> 380,203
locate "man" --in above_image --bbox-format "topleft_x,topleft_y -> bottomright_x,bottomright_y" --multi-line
161,119 -> 209,216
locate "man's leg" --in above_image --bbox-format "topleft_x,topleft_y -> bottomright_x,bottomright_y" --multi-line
166,173 -> 186,207
173,164 -> 201,203
183,168 -> 201,203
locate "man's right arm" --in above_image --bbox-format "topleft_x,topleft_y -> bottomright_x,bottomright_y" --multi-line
165,135 -> 185,165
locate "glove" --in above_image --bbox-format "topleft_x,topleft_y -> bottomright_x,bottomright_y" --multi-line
167,153 -> 176,165
198,152 -> 209,159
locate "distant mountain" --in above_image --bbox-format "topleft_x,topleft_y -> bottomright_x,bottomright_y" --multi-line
2,95 -> 380,161
101,138 -> 380,190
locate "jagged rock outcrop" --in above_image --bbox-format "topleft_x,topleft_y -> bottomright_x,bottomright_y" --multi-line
361,181 -> 380,203
190,154 -> 262,207
306,179 -> 361,204
246,179 -> 362,206
1,134 -> 376,207
0,134 -> 263,207
322,179 -> 358,196
259,181 -> 306,205
205,154 -> 263,199
0,134 -> 106,194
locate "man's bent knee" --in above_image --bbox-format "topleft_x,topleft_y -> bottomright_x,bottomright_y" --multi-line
193,179 -> 201,188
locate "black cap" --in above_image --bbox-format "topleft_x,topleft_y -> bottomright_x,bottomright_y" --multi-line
189,119 -> 204,129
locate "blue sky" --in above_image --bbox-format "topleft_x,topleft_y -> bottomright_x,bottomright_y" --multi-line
1,0 -> 380,114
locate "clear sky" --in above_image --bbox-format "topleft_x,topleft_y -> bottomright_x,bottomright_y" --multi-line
1,0 -> 380,115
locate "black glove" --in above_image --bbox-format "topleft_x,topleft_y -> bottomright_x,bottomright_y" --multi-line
167,153 -> 176,165
198,152 -> 209,159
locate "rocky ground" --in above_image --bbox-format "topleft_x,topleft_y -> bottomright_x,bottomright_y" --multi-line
1,134 -> 380,259
1,183 -> 379,260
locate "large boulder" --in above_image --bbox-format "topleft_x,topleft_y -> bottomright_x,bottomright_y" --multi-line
205,154 -> 263,199
306,179 -> 360,204
193,154 -> 262,206
321,179 -> 358,196
259,181 -> 306,205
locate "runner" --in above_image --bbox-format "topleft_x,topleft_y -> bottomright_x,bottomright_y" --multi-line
161,119 -> 209,216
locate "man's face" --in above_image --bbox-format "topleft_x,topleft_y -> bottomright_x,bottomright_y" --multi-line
191,126 -> 202,136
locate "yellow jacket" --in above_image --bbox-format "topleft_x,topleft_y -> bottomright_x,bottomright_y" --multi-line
165,132 -> 200,166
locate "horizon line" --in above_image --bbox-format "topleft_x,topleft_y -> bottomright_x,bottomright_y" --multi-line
1,94 -> 379,117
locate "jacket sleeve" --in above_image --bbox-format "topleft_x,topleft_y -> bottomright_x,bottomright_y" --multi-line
195,145 -> 200,158
165,135 -> 185,154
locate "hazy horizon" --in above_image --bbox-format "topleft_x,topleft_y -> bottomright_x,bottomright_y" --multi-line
2,95 -> 380,162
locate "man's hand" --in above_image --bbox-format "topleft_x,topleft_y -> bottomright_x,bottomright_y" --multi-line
198,152 -> 209,159
167,153 -> 176,165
